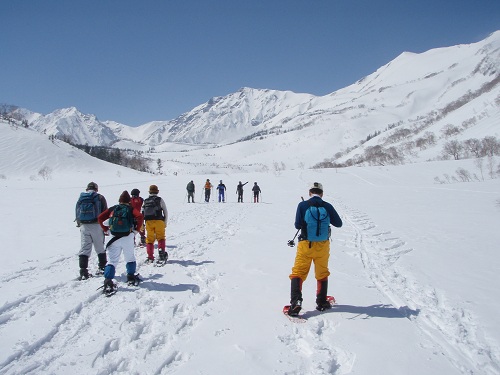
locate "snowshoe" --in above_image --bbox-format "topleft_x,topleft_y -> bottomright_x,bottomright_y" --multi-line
155,250 -> 168,266
78,269 -> 92,281
127,273 -> 142,286
286,300 -> 302,317
316,296 -> 336,311
94,268 -> 105,277
102,278 -> 117,297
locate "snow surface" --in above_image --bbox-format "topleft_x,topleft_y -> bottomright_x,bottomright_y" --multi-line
1,121 -> 500,375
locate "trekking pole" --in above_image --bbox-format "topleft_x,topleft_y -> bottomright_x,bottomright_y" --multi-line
287,229 -> 300,247
287,197 -> 304,246
184,192 -> 187,203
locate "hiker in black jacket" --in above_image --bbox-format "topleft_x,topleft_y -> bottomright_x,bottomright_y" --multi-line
236,181 -> 248,203
252,182 -> 261,203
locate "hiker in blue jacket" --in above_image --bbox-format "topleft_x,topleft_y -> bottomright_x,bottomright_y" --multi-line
217,180 -> 226,202
287,182 -> 342,316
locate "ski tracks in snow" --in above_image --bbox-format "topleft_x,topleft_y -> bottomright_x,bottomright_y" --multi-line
0,202 -> 245,375
338,201 -> 500,375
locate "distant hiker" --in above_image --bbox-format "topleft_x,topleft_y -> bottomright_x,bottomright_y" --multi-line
98,191 -> 144,295
130,188 -> 146,246
186,180 -> 195,203
286,182 -> 343,317
204,179 -> 213,202
75,181 -> 108,280
236,181 -> 248,203
252,182 -> 262,203
143,185 -> 169,263
217,180 -> 226,202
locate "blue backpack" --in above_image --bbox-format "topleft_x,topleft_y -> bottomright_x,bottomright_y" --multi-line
304,202 -> 330,242
76,192 -> 101,223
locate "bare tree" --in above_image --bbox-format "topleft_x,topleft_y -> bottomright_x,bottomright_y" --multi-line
455,168 -> 472,182
441,124 -> 461,138
464,138 -> 482,158
482,136 -> 500,157
487,156 -> 496,179
38,166 -> 53,180
442,140 -> 463,160
474,157 -> 485,181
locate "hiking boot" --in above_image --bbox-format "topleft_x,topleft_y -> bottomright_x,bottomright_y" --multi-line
145,257 -> 155,264
140,236 -> 146,245
94,268 -> 105,276
288,300 -> 302,316
79,268 -> 91,280
316,300 -> 333,311
103,278 -> 116,295
159,250 -> 168,261
127,273 -> 142,286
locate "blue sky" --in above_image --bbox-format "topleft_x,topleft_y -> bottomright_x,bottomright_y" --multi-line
1,1 -> 499,126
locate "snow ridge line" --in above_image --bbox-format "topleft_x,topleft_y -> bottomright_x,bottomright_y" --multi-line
340,203 -> 500,375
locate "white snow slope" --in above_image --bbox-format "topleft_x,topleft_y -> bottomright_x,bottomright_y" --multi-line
1,121 -> 500,375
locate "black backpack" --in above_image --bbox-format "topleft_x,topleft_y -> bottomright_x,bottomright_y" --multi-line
143,196 -> 164,220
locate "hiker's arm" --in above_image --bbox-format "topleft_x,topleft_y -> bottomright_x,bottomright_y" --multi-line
327,203 -> 343,228
98,209 -> 111,231
294,202 -> 305,230
161,199 -> 168,224
100,195 -> 108,212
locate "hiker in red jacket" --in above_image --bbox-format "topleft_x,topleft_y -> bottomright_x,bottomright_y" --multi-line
130,188 -> 146,246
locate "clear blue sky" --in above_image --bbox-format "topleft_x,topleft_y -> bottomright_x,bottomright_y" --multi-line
1,1 -> 499,126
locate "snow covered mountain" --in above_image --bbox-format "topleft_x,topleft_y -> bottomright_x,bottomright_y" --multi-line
4,31 -> 499,156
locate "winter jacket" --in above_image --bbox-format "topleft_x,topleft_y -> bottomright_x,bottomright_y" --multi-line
294,195 -> 342,232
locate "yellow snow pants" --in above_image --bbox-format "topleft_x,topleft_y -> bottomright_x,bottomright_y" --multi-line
289,240 -> 330,281
145,220 -> 166,244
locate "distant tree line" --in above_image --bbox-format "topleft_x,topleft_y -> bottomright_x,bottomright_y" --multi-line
59,135 -> 152,173
441,136 -> 500,160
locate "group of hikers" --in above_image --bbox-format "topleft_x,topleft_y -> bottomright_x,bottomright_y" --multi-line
75,179 -> 343,315
75,182 -> 168,295
186,179 -> 262,203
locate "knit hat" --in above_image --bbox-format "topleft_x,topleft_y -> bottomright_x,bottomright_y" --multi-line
309,182 -> 324,193
86,182 -> 98,191
131,188 -> 140,197
149,184 -> 159,194
119,190 -> 131,203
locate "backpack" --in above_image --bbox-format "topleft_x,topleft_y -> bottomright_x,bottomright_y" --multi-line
204,181 -> 211,189
108,204 -> 133,235
303,201 -> 330,242
76,192 -> 101,223
187,181 -> 194,192
130,196 -> 143,212
143,196 -> 164,220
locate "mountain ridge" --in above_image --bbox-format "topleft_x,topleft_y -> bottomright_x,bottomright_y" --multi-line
2,31 -> 499,170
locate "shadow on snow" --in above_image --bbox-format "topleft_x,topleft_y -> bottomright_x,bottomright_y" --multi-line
301,304 -> 420,320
